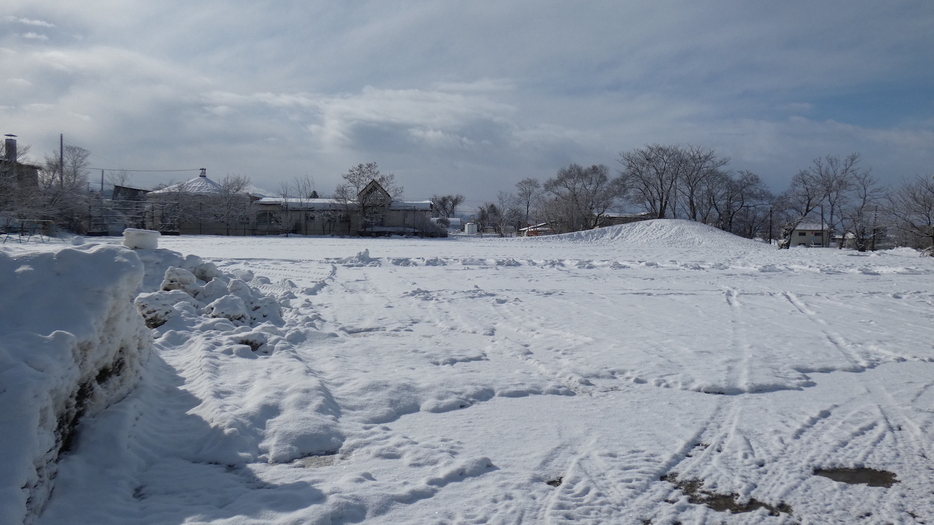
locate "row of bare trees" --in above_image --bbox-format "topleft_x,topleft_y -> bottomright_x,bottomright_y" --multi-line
475,144 -> 933,252
777,154 -> 934,251
482,145 -> 770,238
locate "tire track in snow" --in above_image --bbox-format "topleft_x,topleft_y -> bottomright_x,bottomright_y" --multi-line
762,390 -> 929,522
650,367 -> 934,523
526,397 -> 734,524
487,300 -> 597,395
782,291 -> 867,371
722,286 -> 752,394
624,396 -> 754,522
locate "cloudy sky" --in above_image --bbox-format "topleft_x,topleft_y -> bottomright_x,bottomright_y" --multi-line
2,1 -> 933,205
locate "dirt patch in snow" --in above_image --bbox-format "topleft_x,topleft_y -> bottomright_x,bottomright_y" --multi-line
813,467 -> 898,487
662,473 -> 793,516
545,477 -> 563,487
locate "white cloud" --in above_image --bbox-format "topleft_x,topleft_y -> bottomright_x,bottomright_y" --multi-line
205,105 -> 235,117
0,0 -> 930,201
5,16 -> 56,28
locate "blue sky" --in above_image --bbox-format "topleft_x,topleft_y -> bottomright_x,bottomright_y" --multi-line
2,1 -> 932,205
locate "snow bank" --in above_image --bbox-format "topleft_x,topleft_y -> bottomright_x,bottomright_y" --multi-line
0,245 -> 151,525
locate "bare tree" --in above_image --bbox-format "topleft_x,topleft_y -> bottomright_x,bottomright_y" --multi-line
619,145 -> 683,219
888,175 -> 934,252
775,153 -> 869,249
775,166 -> 827,248
542,164 -> 624,233
40,145 -> 91,232
677,146 -> 730,221
106,169 -> 132,190
814,154 -> 864,243
334,162 -> 402,234
284,175 -> 317,235
515,177 -> 542,227
496,191 -> 523,235
838,171 -> 885,251
711,170 -> 772,237
475,202 -> 502,235
212,175 -> 252,235
431,194 -> 465,218
294,175 -> 316,199
277,180 -> 297,236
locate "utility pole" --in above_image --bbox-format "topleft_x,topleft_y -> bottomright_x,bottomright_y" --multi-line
59,134 -> 64,189
768,207 -> 773,245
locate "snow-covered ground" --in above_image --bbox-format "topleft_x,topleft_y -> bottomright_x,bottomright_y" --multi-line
2,220 -> 933,524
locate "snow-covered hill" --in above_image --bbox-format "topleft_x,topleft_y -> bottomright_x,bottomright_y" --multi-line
538,219 -> 765,249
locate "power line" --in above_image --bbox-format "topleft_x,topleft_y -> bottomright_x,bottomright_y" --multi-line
88,167 -> 202,173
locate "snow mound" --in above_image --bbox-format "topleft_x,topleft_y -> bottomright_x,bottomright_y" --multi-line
136,265 -> 284,330
0,245 -> 151,525
536,219 -> 764,249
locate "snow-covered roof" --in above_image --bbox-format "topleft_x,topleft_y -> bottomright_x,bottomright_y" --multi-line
254,197 -> 344,210
243,185 -> 271,198
150,174 -> 269,198
253,198 -> 432,211
151,174 -> 222,195
520,222 -> 553,232
795,223 -> 827,231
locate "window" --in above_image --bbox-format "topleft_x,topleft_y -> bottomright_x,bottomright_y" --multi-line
798,232 -> 806,236
256,211 -> 279,226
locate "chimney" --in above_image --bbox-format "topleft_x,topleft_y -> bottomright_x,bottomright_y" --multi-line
4,134 -> 16,162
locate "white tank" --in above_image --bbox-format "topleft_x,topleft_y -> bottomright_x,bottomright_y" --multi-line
465,222 -> 478,235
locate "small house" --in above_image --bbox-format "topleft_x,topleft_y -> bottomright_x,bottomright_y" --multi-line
790,223 -> 829,247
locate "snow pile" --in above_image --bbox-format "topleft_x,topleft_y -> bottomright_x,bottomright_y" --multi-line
131,249 -> 342,465
135,265 -> 283,329
540,219 -> 764,249
331,249 -> 380,267
0,246 -> 151,525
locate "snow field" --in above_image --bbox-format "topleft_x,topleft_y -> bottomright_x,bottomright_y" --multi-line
2,219 -> 933,524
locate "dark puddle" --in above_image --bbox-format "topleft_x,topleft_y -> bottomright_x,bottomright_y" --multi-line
813,468 -> 898,487
662,474 -> 792,517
